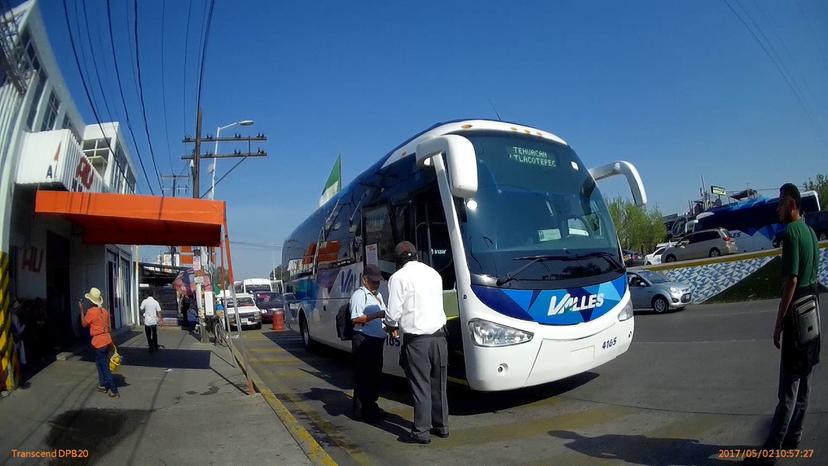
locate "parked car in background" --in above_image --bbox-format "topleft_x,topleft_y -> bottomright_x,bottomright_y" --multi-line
645,246 -> 666,265
661,228 -> 737,262
627,270 -> 692,313
804,211 -> 828,241
623,249 -> 646,267
254,291 -> 284,323
222,294 -> 262,330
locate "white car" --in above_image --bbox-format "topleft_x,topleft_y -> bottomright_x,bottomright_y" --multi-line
645,246 -> 666,265
645,242 -> 677,265
223,293 -> 262,330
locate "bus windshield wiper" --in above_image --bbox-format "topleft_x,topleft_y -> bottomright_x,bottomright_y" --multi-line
568,251 -> 624,270
496,254 -> 571,286
495,252 -> 622,287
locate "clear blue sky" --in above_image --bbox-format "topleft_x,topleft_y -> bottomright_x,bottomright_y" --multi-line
40,0 -> 828,278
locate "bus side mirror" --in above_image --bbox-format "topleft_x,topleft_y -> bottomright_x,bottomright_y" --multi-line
416,135 -> 478,198
589,161 -> 647,207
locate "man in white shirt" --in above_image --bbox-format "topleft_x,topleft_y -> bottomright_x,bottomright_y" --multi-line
349,264 -> 387,421
385,241 -> 448,444
140,293 -> 162,352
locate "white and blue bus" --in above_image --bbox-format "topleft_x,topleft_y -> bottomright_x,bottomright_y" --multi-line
282,119 -> 646,391
686,191 -> 820,253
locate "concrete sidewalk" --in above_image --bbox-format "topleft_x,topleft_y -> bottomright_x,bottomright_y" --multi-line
0,327 -> 310,465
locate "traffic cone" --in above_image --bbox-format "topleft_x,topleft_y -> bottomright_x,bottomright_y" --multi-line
272,310 -> 285,331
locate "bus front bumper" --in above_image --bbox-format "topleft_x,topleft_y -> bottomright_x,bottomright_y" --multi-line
465,317 -> 635,392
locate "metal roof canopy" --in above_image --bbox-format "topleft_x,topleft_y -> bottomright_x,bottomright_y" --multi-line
34,190 -> 226,246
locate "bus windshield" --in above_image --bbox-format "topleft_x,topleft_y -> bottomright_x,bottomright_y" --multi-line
459,131 -> 623,288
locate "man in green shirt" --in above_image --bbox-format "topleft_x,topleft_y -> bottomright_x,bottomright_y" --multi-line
762,183 -> 821,455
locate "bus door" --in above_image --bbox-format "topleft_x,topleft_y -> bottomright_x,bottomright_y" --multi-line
404,188 -> 465,379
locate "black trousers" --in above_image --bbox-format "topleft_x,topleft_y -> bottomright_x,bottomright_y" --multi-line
764,362 -> 812,449
402,330 -> 448,439
144,325 -> 158,351
764,289 -> 820,449
352,332 -> 384,418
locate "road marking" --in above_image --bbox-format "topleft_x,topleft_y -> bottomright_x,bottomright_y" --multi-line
444,405 -> 635,446
229,342 -> 338,466
645,413 -> 729,439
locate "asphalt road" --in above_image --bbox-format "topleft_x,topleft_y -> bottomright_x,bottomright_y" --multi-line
240,300 -> 826,466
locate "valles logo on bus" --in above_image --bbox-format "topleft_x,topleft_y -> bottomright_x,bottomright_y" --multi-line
547,293 -> 605,316
471,275 -> 626,325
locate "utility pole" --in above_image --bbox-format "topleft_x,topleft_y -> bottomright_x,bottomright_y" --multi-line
185,109 -> 208,341
192,110 -> 203,198
182,113 -> 267,342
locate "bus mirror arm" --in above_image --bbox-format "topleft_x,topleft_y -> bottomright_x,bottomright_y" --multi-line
589,161 -> 647,207
416,135 -> 478,198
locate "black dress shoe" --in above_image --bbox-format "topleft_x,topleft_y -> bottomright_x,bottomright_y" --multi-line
400,434 -> 430,444
430,428 -> 449,438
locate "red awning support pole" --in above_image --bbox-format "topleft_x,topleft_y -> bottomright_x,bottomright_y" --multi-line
223,219 -> 253,395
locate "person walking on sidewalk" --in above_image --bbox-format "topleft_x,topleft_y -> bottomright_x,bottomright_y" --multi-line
140,292 -> 162,353
385,241 -> 449,444
79,287 -> 119,398
350,264 -> 387,422
757,183 -> 821,460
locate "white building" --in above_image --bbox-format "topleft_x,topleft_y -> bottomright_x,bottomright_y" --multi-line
0,0 -> 139,373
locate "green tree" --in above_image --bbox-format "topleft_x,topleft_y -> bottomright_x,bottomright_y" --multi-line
804,174 -> 828,210
606,197 -> 667,253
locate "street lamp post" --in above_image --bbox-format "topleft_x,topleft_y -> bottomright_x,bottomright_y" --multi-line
209,119 -> 254,200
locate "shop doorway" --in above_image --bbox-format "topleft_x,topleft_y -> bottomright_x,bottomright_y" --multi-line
46,232 -> 72,348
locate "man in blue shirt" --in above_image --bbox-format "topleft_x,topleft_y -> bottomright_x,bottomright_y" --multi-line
350,264 -> 387,421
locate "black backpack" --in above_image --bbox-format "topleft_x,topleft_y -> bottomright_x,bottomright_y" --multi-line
337,288 -> 368,341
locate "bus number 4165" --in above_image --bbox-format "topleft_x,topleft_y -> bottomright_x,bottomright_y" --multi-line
602,337 -> 618,350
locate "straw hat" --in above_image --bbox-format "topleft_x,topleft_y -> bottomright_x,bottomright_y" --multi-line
84,287 -> 104,306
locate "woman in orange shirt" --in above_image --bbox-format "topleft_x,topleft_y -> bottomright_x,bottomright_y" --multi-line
79,287 -> 119,398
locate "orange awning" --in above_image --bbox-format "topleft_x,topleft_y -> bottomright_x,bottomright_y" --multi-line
35,190 -> 226,246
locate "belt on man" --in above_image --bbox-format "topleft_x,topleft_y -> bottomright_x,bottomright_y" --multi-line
402,327 -> 446,342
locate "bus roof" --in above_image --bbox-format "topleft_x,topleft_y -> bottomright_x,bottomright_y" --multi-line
285,119 -> 570,256
320,119 -> 567,210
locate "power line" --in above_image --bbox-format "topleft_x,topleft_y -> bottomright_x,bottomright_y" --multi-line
195,0 -> 216,113
182,0 -> 193,137
160,0 -> 174,172
201,154 -> 247,199
133,0 -> 163,190
75,0 -> 114,124
189,0 -> 216,199
104,0 -> 159,194
62,0 -> 155,195
722,0 -> 828,153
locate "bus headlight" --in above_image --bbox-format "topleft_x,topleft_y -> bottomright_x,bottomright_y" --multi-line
468,319 -> 533,347
618,300 -> 634,321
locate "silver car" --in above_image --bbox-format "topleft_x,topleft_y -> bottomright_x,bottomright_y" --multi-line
661,228 -> 737,263
627,270 -> 691,313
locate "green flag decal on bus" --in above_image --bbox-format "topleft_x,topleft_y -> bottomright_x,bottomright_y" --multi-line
319,155 -> 342,206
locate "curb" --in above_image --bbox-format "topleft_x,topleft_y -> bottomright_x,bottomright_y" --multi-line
228,340 -> 337,466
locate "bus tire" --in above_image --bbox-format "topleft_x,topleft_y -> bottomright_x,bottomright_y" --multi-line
665,255 -> 676,263
652,296 -> 669,314
708,248 -> 721,257
299,312 -> 316,351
